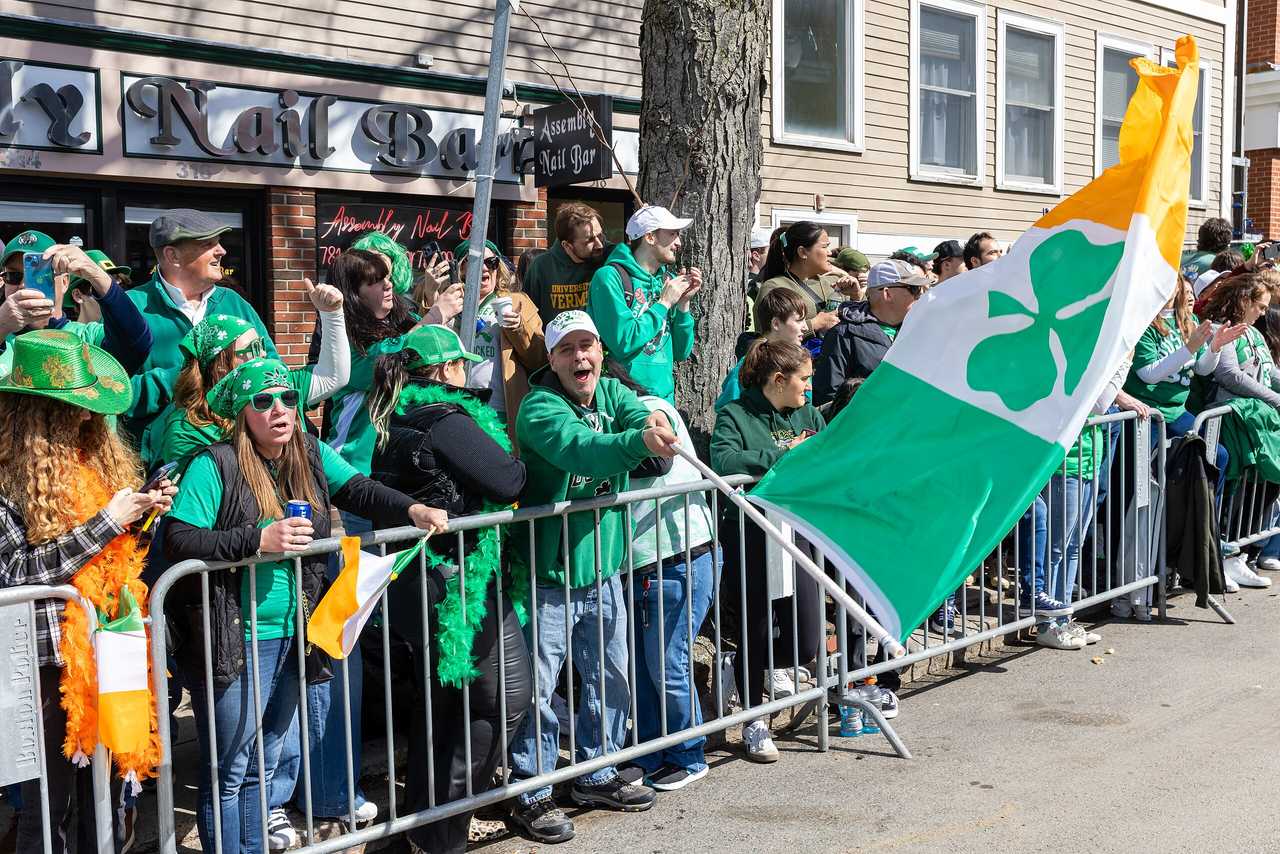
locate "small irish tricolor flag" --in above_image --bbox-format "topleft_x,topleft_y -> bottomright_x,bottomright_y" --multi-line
95,586 -> 151,755
308,536 -> 427,658
751,37 -> 1201,642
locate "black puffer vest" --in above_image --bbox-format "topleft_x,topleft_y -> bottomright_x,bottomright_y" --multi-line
174,435 -> 334,689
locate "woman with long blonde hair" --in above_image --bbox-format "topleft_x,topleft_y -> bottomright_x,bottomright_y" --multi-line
163,357 -> 446,854
0,330 -> 176,853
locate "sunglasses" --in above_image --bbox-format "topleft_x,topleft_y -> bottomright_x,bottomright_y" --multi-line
249,388 -> 300,412
235,338 -> 266,359
462,256 -> 501,272
894,284 -> 926,298
1,270 -> 22,286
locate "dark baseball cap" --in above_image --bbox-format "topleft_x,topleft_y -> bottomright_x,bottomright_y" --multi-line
149,209 -> 233,250
933,240 -> 964,261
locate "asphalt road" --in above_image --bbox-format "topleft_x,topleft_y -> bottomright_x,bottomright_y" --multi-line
476,587 -> 1280,854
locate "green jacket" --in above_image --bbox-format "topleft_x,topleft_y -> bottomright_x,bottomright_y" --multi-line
122,274 -> 276,441
514,368 -> 653,588
523,242 -> 611,327
587,243 -> 694,404
711,386 -> 826,478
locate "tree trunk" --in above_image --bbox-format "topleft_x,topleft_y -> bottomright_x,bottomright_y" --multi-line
639,0 -> 769,452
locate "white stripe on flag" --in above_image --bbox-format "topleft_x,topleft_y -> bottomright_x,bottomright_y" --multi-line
342,550 -> 398,654
95,629 -> 149,694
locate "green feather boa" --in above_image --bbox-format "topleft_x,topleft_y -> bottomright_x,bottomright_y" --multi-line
394,383 -> 527,686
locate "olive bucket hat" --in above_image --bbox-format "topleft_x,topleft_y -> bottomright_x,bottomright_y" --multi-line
0,329 -> 132,415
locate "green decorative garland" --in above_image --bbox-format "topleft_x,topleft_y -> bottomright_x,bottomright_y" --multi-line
394,382 -> 527,686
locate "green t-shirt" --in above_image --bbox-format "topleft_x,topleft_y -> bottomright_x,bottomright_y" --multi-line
1123,318 -> 1201,423
169,442 -> 359,639
878,323 -> 898,341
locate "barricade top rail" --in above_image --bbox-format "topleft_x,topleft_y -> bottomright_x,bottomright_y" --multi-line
151,472 -> 758,597
1190,404 -> 1233,434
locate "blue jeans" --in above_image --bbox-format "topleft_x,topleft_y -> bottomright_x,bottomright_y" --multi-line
631,548 -> 719,774
190,636 -> 300,854
1018,494 -> 1048,597
510,573 -> 630,804
1044,475 -> 1097,627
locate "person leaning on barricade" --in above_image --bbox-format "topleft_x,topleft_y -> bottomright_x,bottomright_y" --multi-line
161,357 -> 446,854
710,338 -> 827,764
0,330 -> 177,854
505,310 -> 679,845
366,323 -> 533,852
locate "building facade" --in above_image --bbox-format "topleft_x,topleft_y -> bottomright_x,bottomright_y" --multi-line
1244,0 -> 1280,237
0,0 -> 1235,357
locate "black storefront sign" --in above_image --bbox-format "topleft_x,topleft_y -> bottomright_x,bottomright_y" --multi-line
317,199 -> 502,275
533,95 -> 613,188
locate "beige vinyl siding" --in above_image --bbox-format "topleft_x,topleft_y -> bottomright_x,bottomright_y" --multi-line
4,0 -> 643,98
761,0 -> 1226,246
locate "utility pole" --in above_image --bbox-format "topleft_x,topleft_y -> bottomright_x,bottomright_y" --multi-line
459,0 -> 517,349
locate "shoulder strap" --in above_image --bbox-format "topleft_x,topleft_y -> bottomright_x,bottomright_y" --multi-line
609,262 -> 636,307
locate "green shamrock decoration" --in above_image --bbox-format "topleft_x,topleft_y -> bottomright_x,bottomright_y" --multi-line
967,230 -> 1124,411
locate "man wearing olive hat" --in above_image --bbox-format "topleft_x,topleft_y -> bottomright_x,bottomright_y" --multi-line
123,209 -> 276,443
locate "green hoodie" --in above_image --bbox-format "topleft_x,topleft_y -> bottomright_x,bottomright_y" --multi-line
586,243 -> 694,404
711,386 -> 826,478
514,368 -> 653,588
523,241 -> 611,326
121,273 -> 276,442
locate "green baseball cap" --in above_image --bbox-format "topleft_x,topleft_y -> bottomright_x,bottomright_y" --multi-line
403,324 -> 482,369
2,230 -> 56,265
65,250 -> 131,307
896,245 -> 938,263
0,329 -> 132,415
833,247 -> 870,272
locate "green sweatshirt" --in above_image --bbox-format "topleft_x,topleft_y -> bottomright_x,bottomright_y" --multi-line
122,274 -> 276,442
587,243 -> 694,404
523,242 -> 611,326
514,369 -> 653,588
711,386 -> 826,478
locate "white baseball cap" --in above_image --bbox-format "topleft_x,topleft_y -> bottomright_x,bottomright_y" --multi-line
750,226 -> 773,250
545,310 -> 600,352
625,205 -> 694,241
1193,269 -> 1222,298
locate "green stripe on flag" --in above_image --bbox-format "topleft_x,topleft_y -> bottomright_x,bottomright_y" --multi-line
749,363 -> 1062,642
390,538 -> 429,581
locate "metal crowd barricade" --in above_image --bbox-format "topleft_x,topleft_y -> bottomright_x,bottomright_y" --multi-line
145,413 -> 1168,854
0,584 -> 112,854
1191,404 -> 1280,550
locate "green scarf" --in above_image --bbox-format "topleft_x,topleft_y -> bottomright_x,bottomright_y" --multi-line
394,383 -> 527,686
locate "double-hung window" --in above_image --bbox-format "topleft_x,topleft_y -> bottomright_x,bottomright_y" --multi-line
911,0 -> 986,184
1095,35 -> 1154,175
772,0 -> 864,151
997,13 -> 1063,193
1161,47 -> 1210,206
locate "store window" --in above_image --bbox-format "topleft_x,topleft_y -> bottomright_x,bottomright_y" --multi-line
0,201 -> 89,245
773,0 -> 864,150
121,206 -> 247,296
997,14 -> 1064,194
912,0 -> 986,183
1096,36 -> 1153,174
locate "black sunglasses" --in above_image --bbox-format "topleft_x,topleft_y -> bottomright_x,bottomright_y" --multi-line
250,388 -> 300,412
894,284 -> 926,298
463,255 -> 502,272
1,270 -> 22,286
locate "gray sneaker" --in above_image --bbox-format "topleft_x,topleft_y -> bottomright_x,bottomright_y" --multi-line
510,795 -> 574,844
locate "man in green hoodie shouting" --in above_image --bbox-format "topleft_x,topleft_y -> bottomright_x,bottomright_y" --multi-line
508,309 -> 678,844
586,205 -> 699,404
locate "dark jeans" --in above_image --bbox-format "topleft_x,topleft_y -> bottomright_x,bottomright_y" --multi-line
390,568 -> 532,854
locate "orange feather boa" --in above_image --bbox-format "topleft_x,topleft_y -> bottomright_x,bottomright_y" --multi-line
57,465 -> 160,784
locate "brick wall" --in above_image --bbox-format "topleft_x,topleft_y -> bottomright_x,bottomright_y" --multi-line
506,186 -> 548,258
1246,0 -> 1279,72
1247,149 -> 1280,239
267,188 -> 318,367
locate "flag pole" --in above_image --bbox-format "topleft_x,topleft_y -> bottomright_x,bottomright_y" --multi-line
674,444 -> 907,660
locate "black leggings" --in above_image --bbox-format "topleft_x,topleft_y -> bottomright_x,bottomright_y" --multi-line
390,568 -> 532,854
719,521 -> 823,711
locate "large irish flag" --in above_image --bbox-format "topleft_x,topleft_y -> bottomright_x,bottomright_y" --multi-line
750,37 -> 1201,643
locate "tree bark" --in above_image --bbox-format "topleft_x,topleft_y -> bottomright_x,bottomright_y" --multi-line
639,0 -> 769,451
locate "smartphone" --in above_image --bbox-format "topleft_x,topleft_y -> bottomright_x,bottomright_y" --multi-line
141,461 -> 179,494
22,252 -> 55,300
422,240 -> 443,264
1264,242 -> 1280,262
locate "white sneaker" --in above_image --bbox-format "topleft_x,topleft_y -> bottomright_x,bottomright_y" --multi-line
768,669 -> 797,699
267,808 -> 297,851
1036,623 -> 1085,650
1065,621 -> 1101,645
1224,573 -> 1240,593
351,800 -> 378,823
1224,554 -> 1271,588
741,719 -> 779,763
1257,556 -> 1280,572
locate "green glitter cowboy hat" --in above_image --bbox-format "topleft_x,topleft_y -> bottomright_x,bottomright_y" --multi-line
0,329 -> 132,415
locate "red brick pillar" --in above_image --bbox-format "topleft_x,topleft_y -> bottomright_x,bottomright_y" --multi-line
1247,149 -> 1280,240
1246,0 -> 1279,72
506,186 -> 548,260
267,189 -> 317,367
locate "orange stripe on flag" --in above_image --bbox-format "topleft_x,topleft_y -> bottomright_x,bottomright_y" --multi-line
306,536 -> 364,659
98,690 -> 152,755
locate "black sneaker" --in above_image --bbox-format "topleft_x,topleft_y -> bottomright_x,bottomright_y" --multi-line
647,764 -> 709,792
617,762 -> 647,785
509,795 -> 575,844
570,776 -> 656,811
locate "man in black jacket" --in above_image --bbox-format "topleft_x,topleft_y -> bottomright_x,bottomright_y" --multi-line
813,259 -> 927,406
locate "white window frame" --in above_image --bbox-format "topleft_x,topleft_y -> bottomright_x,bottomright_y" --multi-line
770,0 -> 866,153
768,208 -> 860,249
909,0 -> 988,186
1094,34 -> 1156,177
995,12 -> 1064,195
1160,47 -> 1212,209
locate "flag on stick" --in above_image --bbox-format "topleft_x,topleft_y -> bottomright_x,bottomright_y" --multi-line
95,586 -> 151,755
749,37 -> 1201,642
308,536 -> 427,658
